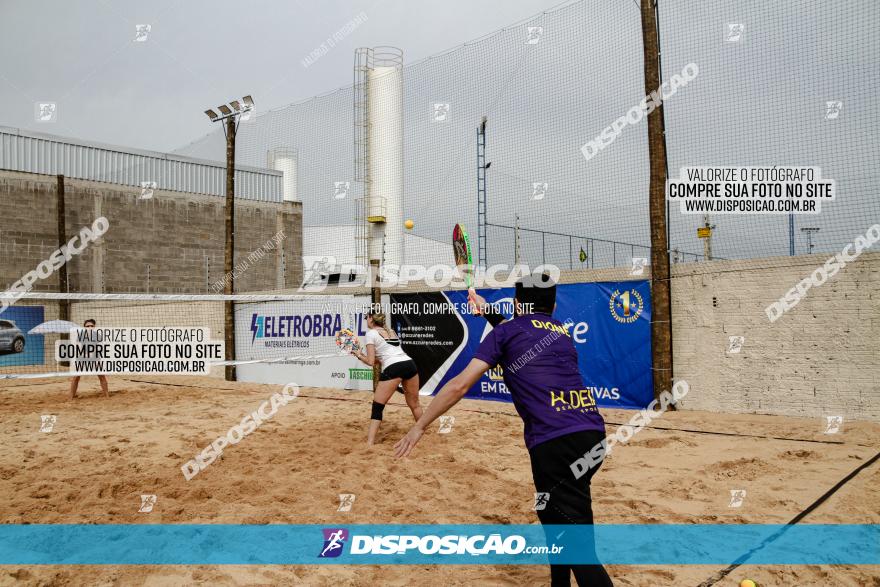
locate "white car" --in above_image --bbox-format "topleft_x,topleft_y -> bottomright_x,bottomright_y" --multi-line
0,319 -> 25,353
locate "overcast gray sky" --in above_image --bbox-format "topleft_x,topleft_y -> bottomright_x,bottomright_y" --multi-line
0,0 -> 569,152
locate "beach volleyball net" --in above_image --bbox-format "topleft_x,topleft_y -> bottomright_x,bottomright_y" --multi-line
0,293 -> 368,380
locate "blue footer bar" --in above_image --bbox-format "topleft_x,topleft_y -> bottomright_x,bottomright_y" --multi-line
0,524 -> 876,565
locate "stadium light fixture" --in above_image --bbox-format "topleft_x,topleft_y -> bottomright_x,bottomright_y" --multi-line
205,96 -> 255,123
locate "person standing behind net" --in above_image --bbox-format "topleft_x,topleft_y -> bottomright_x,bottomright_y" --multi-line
69,318 -> 109,399
394,275 -> 613,586
351,311 -> 423,445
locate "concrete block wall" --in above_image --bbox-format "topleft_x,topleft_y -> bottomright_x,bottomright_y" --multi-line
0,170 -> 303,294
670,252 -> 879,422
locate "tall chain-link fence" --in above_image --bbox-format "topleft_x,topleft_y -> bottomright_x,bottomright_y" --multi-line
176,0 -> 879,274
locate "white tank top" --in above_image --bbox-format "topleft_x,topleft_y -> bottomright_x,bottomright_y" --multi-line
364,328 -> 411,369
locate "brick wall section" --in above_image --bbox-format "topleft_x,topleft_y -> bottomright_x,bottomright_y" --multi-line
0,170 -> 302,293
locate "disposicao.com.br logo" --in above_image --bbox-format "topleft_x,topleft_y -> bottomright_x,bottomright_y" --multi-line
319,528 -> 560,558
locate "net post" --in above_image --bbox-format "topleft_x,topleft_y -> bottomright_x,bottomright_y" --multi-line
56,175 -> 70,365
55,175 -> 69,322
370,259 -> 381,390
641,0 -> 673,403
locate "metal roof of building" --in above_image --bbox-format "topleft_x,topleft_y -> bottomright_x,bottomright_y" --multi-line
0,126 -> 282,202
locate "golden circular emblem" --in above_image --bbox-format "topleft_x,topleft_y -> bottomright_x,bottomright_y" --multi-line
609,288 -> 644,324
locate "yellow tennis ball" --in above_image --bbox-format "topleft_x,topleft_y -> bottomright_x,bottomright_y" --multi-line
404,219 -> 414,230
740,580 -> 757,587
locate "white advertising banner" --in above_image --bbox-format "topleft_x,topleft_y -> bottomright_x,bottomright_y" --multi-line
234,295 -> 383,390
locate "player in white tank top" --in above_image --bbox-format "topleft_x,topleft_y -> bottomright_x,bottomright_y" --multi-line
363,328 -> 411,368
351,312 -> 423,445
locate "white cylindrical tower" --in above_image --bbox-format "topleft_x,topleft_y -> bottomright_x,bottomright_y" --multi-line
269,149 -> 298,203
366,47 -> 404,266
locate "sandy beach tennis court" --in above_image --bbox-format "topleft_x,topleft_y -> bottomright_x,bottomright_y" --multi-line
0,376 -> 877,586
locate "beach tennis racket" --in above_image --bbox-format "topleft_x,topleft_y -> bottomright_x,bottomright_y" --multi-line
335,328 -> 361,353
452,223 -> 475,289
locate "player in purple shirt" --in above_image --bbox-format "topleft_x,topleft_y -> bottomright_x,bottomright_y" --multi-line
394,274 -> 612,587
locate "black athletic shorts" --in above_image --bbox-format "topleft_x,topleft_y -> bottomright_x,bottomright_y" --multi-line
528,428 -> 606,525
379,359 -> 418,381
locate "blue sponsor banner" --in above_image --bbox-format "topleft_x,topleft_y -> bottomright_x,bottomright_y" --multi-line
0,524 -> 875,565
441,281 -> 653,409
0,305 -> 45,367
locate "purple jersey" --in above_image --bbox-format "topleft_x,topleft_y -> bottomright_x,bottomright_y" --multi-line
474,313 -> 605,449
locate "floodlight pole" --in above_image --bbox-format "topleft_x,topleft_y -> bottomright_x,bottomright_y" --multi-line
224,116 -> 236,381
801,227 -> 819,254
204,97 -> 252,382
702,215 -> 715,261
477,116 -> 488,267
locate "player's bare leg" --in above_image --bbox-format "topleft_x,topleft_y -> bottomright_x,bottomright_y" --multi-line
98,375 -> 109,397
402,374 -> 422,421
368,378 -> 400,445
69,376 -> 80,399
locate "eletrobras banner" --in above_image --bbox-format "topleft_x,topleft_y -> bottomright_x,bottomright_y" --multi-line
235,295 -> 381,390
235,282 -> 653,409
388,282 -> 654,409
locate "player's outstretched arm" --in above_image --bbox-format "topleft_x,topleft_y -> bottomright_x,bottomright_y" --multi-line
393,358 -> 491,458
